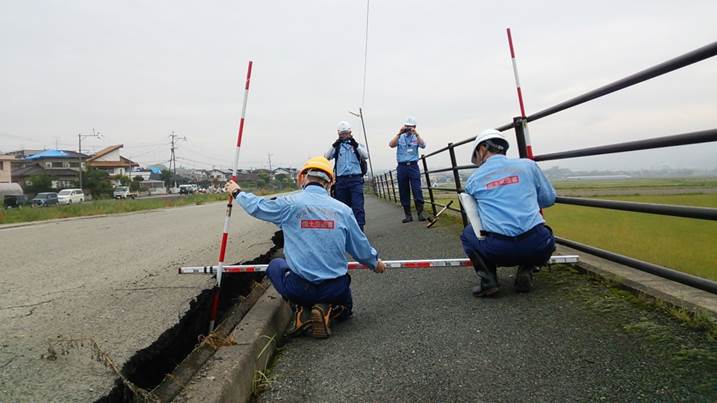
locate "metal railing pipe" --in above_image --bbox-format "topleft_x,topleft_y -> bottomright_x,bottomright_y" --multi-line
534,128 -> 717,162
421,155 -> 438,216
557,237 -> 717,294
528,41 -> 717,122
556,196 -> 717,221
448,143 -> 468,225
389,170 -> 397,203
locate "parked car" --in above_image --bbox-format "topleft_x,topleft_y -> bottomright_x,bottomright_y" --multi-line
3,194 -> 30,209
57,188 -> 85,205
113,186 -> 138,199
32,192 -> 59,207
179,184 -> 198,194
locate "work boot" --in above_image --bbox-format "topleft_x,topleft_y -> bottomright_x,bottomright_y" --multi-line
416,202 -> 427,222
286,305 -> 312,337
310,303 -> 333,339
514,265 -> 535,293
401,206 -> 413,223
468,252 -> 499,297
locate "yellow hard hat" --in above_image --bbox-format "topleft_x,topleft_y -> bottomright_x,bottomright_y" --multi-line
300,156 -> 334,181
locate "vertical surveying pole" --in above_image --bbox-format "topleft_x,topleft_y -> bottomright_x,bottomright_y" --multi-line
506,28 -> 534,159
209,60 -> 253,333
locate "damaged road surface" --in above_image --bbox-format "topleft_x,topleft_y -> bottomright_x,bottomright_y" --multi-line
0,202 -> 278,402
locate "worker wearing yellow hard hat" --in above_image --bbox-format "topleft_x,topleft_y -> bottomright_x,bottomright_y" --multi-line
225,156 -> 385,339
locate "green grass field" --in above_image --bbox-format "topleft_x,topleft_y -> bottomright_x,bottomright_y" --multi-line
425,182 -> 717,281
0,194 -> 228,225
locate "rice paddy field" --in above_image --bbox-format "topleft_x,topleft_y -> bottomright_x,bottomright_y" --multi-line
425,178 -> 717,281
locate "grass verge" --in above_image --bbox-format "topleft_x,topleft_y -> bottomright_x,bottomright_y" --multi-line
0,189 -> 279,225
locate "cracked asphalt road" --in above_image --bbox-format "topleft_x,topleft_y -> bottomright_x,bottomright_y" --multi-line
257,196 -> 717,402
0,202 -> 277,402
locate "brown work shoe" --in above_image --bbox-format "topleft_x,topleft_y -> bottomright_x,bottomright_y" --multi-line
310,303 -> 333,339
286,306 -> 312,337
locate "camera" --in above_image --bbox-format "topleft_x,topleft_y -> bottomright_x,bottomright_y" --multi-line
401,126 -> 414,134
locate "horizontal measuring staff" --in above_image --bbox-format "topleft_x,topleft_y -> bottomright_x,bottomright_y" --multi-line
179,256 -> 580,274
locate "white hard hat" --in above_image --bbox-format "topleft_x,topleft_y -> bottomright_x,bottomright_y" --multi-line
337,121 -> 351,133
403,116 -> 417,127
470,129 -> 509,165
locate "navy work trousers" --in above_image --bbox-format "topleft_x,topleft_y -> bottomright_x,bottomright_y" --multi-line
334,175 -> 365,227
396,162 -> 423,209
266,258 -> 353,312
460,223 -> 555,271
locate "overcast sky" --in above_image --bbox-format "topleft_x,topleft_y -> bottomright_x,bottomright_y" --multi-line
1,0 -> 716,173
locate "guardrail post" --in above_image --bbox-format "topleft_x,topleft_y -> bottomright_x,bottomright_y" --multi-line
388,170 -> 397,203
513,117 -> 528,159
381,173 -> 388,199
421,155 -> 437,216
448,143 -> 468,225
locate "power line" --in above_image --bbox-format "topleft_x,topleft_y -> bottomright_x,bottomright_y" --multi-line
361,0 -> 370,109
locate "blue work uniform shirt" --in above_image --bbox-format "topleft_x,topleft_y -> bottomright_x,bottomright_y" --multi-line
464,155 -> 556,236
324,141 -> 368,177
396,133 -> 426,163
235,185 -> 379,282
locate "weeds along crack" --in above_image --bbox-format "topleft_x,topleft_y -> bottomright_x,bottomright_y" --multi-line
96,231 -> 283,403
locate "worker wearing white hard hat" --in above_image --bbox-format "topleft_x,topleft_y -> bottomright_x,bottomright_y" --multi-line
460,129 -> 556,297
389,116 -> 427,223
325,121 -> 369,231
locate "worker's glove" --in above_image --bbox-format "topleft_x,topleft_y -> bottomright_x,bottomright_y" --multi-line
224,180 -> 241,198
349,137 -> 358,148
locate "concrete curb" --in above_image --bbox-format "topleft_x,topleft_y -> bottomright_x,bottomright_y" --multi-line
176,287 -> 291,403
556,244 -> 717,321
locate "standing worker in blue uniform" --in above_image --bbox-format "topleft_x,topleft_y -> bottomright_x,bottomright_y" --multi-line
389,116 -> 427,223
460,129 -> 556,297
325,121 -> 369,231
224,156 -> 385,339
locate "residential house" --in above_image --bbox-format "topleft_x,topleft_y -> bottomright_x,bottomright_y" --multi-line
208,169 -> 229,182
11,149 -> 87,190
86,145 -> 139,186
0,155 -> 14,183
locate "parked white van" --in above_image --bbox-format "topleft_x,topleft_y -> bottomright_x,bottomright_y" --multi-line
57,188 -> 85,205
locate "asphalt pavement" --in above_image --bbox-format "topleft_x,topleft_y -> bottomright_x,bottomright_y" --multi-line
0,201 -> 277,402
258,196 -> 717,402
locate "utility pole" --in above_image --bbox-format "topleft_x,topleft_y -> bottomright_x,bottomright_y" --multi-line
349,108 -> 374,179
267,153 -> 273,172
169,131 -> 187,190
78,128 -> 102,189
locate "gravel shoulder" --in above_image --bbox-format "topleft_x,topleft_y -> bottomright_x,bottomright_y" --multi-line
257,196 -> 717,402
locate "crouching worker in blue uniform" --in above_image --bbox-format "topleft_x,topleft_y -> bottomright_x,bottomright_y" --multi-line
224,156 -> 386,339
460,129 -> 556,297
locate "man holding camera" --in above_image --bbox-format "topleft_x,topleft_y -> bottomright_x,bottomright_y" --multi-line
325,121 -> 369,231
389,116 -> 427,223
460,129 -> 556,297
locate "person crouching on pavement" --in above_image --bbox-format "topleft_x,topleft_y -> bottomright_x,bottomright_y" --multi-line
460,129 -> 556,297
325,121 -> 369,232
224,156 -> 386,339
388,116 -> 427,223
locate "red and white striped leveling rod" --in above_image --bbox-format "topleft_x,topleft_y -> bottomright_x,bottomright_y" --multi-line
209,60 -> 253,332
506,28 -> 534,159
180,255 -> 579,275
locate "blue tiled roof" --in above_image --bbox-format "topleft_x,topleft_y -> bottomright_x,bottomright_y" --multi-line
26,149 -> 81,160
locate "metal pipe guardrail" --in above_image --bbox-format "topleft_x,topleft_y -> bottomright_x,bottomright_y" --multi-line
534,128 -> 717,162
557,237 -> 717,294
371,40 -> 717,293
557,196 -> 717,221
